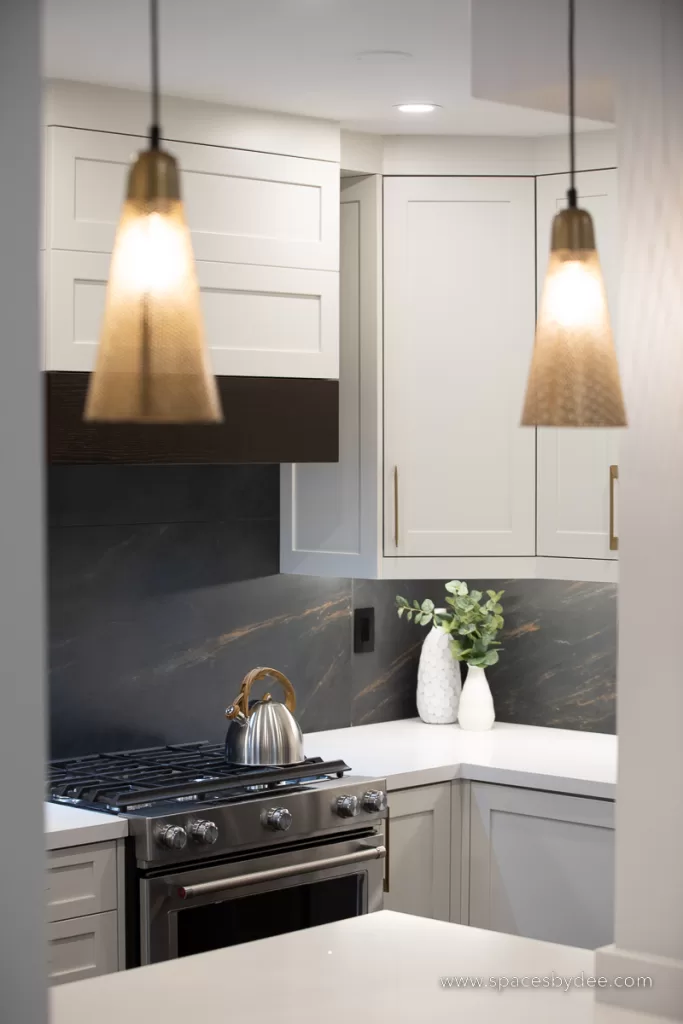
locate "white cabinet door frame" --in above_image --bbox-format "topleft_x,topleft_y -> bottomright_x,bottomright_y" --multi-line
384,176 -> 537,558
536,169 -> 621,560
383,783 -> 452,921
469,782 -> 615,949
47,250 -> 339,378
48,126 -> 340,271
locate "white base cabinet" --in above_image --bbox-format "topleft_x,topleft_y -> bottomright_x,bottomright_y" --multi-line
385,780 -> 615,950
383,783 -> 452,921
46,840 -> 122,984
468,782 -> 615,949
47,911 -> 118,986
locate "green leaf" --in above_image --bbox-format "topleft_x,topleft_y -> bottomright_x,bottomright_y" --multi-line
397,606 -> 404,618
421,599 -> 435,613
484,649 -> 500,667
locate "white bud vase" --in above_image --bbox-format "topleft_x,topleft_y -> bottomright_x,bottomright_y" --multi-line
416,615 -> 461,724
458,664 -> 495,731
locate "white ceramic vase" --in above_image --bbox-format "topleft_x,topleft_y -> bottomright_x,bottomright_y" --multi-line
416,616 -> 461,724
457,664 -> 495,731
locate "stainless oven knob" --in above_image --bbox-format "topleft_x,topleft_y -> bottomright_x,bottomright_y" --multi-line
263,807 -> 293,832
157,824 -> 188,850
362,790 -> 387,813
188,820 -> 219,845
335,794 -> 360,818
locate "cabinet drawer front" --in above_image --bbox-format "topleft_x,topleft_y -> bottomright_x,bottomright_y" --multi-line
46,251 -> 339,378
46,841 -> 117,922
48,911 -> 118,984
48,127 -> 339,271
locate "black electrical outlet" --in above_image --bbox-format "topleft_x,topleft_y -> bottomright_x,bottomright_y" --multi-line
353,607 -> 375,654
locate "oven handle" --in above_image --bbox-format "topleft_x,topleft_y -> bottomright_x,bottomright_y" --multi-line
176,845 -> 387,900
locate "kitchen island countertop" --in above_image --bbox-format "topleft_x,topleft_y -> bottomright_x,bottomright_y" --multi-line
50,910 -> 662,1024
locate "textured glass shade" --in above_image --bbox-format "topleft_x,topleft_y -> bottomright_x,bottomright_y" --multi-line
521,209 -> 627,427
85,151 -> 222,423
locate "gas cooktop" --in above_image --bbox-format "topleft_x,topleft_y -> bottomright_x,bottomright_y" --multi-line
48,741 -> 350,814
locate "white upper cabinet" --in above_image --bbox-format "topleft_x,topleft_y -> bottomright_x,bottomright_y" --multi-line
281,175 -> 381,576
536,169 -> 621,560
44,124 -> 340,378
383,177 -> 536,557
47,251 -> 338,378
48,127 -> 340,271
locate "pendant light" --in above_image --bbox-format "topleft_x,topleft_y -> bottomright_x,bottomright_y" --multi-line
84,0 -> 222,423
521,0 -> 626,427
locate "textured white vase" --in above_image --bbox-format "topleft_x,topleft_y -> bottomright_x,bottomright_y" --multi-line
416,618 -> 461,724
457,664 -> 495,731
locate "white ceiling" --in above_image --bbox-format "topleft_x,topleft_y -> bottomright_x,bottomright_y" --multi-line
42,0 -> 611,136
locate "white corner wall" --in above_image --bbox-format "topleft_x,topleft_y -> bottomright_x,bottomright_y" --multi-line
0,3 -> 47,1023
595,0 -> 683,1018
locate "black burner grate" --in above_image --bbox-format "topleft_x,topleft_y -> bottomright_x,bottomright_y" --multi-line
47,742 -> 349,811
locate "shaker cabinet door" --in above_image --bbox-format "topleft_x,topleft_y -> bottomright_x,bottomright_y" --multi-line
536,169 -> 621,559
383,783 -> 452,921
469,783 -> 615,949
384,176 -> 536,557
47,126 -> 340,271
46,250 -> 339,379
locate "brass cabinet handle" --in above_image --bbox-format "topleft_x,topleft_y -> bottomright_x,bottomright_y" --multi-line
393,467 -> 399,548
383,810 -> 391,893
609,465 -> 619,551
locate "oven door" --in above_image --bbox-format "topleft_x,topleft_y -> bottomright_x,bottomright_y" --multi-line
140,831 -> 386,964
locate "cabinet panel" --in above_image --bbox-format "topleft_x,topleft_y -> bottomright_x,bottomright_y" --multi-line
48,911 -> 118,984
384,784 -> 451,921
46,841 -> 117,923
384,176 -> 536,557
48,127 -> 340,271
47,251 -> 339,378
469,783 -> 615,949
536,170 -> 621,559
281,175 -> 381,576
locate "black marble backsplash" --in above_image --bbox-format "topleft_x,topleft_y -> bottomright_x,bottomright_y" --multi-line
48,466 -> 616,759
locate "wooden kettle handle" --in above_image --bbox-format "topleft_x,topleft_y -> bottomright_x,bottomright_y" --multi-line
226,667 -> 297,720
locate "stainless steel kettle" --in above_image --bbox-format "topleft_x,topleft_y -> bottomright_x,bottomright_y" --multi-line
225,667 -> 305,766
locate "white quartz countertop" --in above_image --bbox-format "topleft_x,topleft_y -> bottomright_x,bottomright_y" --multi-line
45,801 -> 128,850
50,911 -> 662,1024
305,719 -> 617,798
44,721 -> 617,850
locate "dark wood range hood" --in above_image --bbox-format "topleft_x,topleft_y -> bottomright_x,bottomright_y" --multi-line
46,373 -> 339,464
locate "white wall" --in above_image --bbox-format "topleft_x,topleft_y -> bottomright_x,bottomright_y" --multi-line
595,0 -> 683,1018
0,3 -> 47,1023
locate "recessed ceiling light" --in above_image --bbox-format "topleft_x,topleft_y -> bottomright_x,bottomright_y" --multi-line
355,50 -> 413,64
395,103 -> 441,114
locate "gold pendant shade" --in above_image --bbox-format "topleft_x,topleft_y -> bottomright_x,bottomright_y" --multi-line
84,150 -> 222,424
521,207 -> 627,427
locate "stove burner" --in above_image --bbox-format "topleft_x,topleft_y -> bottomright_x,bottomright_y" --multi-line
47,742 -> 350,813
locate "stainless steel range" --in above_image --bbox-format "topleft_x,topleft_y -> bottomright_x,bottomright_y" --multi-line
48,742 -> 388,965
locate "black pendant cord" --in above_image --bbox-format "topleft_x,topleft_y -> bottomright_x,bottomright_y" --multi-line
567,0 -> 577,208
149,0 -> 161,149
